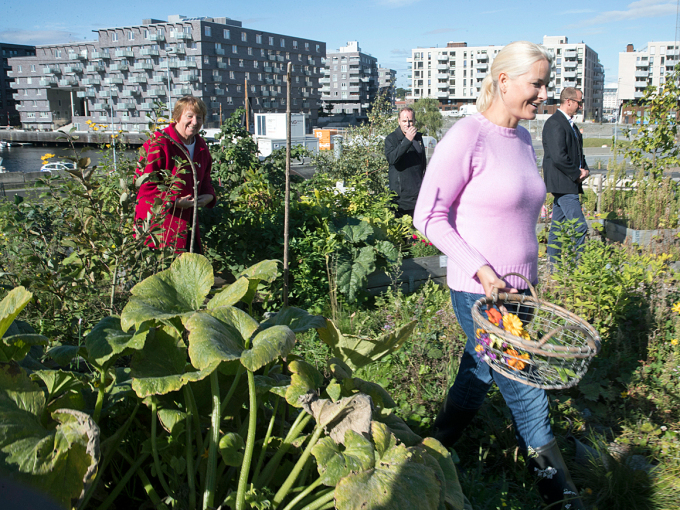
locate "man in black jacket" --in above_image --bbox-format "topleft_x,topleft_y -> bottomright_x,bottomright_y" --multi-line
542,87 -> 590,266
384,107 -> 426,218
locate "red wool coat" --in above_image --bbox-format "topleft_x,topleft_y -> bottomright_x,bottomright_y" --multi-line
134,124 -> 216,251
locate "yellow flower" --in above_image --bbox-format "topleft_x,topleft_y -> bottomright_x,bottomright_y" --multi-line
672,302 -> 680,314
584,488 -> 593,496
105,144 -> 111,148
621,391 -> 629,398
475,344 -> 485,353
93,126 -> 98,131
503,313 -> 524,337
672,338 -> 679,346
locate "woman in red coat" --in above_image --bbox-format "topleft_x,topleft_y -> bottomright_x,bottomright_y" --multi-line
135,96 -> 216,252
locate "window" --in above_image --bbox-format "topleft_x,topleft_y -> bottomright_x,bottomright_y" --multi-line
261,49 -> 265,57
232,45 -> 238,54
184,26 -> 191,35
298,54 -> 302,61
269,36 -> 274,45
204,55 -> 210,64
316,44 -> 320,52
241,32 -> 247,42
341,65 -> 347,72
112,32 -> 118,42
256,34 -> 262,44
144,29 -> 149,39
258,73 -> 262,80
280,38 -> 285,48
205,26 -> 211,37
224,29 -> 230,39
248,47 -> 253,55
227,96 -> 233,104
305,42 -> 310,51
237,85 -> 242,92
293,40 -> 298,49
127,31 -> 134,40
253,60 -> 258,68
17,65 -> 22,72
229,71 -> 235,79
245,72 -> 250,79
239,59 -> 244,67
30,64 -> 35,72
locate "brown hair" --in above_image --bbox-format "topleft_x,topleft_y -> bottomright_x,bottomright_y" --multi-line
172,96 -> 208,122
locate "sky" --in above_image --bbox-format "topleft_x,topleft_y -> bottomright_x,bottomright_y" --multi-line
2,0 -> 679,89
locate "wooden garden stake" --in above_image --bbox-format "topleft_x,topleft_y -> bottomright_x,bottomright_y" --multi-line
284,62 -> 292,306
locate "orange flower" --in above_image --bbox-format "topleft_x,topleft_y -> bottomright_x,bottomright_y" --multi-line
506,348 -> 530,371
486,308 -> 502,325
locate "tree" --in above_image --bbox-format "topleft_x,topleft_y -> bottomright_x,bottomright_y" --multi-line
413,98 -> 443,139
395,88 -> 407,100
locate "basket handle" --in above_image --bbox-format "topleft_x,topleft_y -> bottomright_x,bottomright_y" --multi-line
538,324 -> 598,350
490,272 -> 538,302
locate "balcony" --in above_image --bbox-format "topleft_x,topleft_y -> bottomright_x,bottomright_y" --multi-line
320,86 -> 329,93
634,90 -> 644,98
273,79 -> 282,85
592,92 -> 603,99
150,33 -> 165,42
277,55 -> 285,62
349,86 -> 360,93
265,78 -> 273,84
270,90 -> 278,97
99,90 -> 118,97
90,51 -> 110,59
120,89 -> 141,97
151,75 -> 166,83
348,68 -> 360,75
635,62 -> 649,69
319,77 -> 330,84
547,91 -> 554,98
173,87 -> 193,95
476,71 -> 487,78
263,101 -> 271,108
116,102 -> 136,110
474,63 -> 488,71
214,88 -> 225,95
114,49 -> 134,58
43,65 -> 61,74
212,75 -> 223,82
349,76 -> 360,83
437,55 -> 449,62
92,103 -> 105,110
564,49 -> 577,58
147,88 -> 166,97
39,77 -> 58,86
210,101 -> 221,108
437,91 -> 449,98
563,71 -> 577,79
134,62 -> 154,71
436,64 -> 448,71
261,90 -> 270,97
176,32 -> 192,40
86,63 -> 106,73
268,55 -> 276,61
64,64 -> 84,74
563,61 -> 577,69
436,73 -> 448,79
58,78 -> 78,87
562,80 -> 577,87
77,90 -> 97,98
217,62 -> 227,69
178,60 -> 197,68
110,63 -> 129,72
129,75 -> 147,83
140,48 -> 159,57
634,70 -> 650,77
167,61 -> 181,69
170,46 -> 186,55
105,77 -> 124,85
68,52 -> 87,60
476,54 -> 489,62
179,73 -> 199,82
215,47 -> 226,56
437,82 -> 448,89
264,66 -> 273,73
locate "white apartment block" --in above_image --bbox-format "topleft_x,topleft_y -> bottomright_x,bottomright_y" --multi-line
618,42 -> 680,102
7,15 -> 325,131
407,36 -> 604,121
603,83 -> 619,116
320,41 -> 378,115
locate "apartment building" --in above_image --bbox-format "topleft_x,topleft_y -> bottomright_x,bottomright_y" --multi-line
407,36 -> 604,121
618,42 -> 680,102
320,41 -> 378,115
377,66 -> 396,106
1,42 -> 36,125
7,15 -> 325,131
603,83 -> 619,117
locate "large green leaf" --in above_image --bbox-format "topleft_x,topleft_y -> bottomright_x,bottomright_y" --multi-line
31,370 -> 84,403
0,334 -> 48,364
317,319 -> 416,371
120,253 -> 214,332
372,409 -> 422,447
236,260 -> 279,307
46,345 -> 88,367
85,316 -> 150,370
339,219 -> 373,244
0,364 -> 100,508
285,360 -> 323,408
334,422 -> 441,510
240,325 -> 295,372
375,240 -> 399,264
336,246 -> 376,303
421,437 -> 466,510
130,326 -> 214,397
312,430 -> 375,486
258,306 -> 326,333
219,432 -> 245,466
207,277 -> 250,309
349,377 -> 396,409
185,307 -> 259,371
0,286 -> 32,339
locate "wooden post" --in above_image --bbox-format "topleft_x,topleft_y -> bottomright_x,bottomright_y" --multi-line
283,62 -> 292,306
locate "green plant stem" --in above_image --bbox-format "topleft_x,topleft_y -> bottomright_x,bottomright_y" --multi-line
96,451 -> 151,510
81,403 -> 140,509
118,450 -> 169,510
183,386 -> 197,510
203,371 -> 221,510
256,412 -> 312,488
186,384 -> 204,463
252,396 -> 280,483
221,365 -> 244,417
272,424 -> 325,508
109,256 -> 118,312
151,399 -> 175,502
281,478 -> 323,510
92,367 -> 107,423
292,487 -> 334,510
236,369 -> 258,510
295,489 -> 335,510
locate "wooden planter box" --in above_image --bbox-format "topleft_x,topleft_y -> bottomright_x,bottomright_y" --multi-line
366,255 -> 447,295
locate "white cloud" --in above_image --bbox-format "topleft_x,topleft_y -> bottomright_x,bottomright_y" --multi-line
0,29 -> 75,45
573,0 -> 676,27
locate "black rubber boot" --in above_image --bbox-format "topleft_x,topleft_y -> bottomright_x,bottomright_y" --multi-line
431,399 -> 479,448
528,438 -> 585,509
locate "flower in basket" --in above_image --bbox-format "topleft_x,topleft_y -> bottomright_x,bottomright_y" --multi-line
476,309 -> 532,371
505,348 -> 530,371
503,313 -> 524,337
486,308 -> 503,327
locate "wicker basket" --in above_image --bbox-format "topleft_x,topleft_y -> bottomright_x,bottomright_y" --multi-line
471,273 -> 601,390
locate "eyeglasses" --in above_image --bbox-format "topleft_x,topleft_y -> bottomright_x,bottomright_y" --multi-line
570,99 -> 583,106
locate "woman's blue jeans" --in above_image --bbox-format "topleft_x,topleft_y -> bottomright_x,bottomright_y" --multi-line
445,289 -> 554,451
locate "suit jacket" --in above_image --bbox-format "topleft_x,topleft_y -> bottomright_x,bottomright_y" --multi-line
384,126 -> 426,210
541,110 -> 588,195
135,124 -> 216,251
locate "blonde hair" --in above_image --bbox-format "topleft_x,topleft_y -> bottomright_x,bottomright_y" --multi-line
172,96 -> 208,122
476,41 -> 552,113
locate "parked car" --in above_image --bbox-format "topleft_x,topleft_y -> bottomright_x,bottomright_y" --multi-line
40,161 -> 76,172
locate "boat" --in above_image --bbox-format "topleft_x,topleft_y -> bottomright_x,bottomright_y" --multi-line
41,161 -> 77,172
0,140 -> 9,149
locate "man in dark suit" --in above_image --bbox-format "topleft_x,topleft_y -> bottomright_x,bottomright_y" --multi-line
384,107 -> 427,218
542,87 -> 590,266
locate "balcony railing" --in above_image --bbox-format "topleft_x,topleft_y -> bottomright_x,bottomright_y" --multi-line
90,51 -> 110,59
92,103 -> 105,110
64,65 -> 84,74
114,49 -> 134,58
563,61 -> 577,69
150,33 -> 165,42
212,75 -> 223,82
77,90 -> 97,98
120,89 -> 141,97
39,78 -> 58,86
179,73 -> 199,82
215,48 -> 225,55
147,88 -> 166,97
110,63 -> 129,72
86,64 -> 106,73
99,90 -> 118,97
43,65 -> 61,74
178,60 -> 197,68
134,62 -> 154,70
129,75 -> 147,83
115,102 -> 136,110
58,78 -> 78,87
68,52 -> 87,60
140,48 -> 160,57
173,87 -> 193,95
176,32 -> 192,40
105,77 -> 124,85
564,50 -> 577,58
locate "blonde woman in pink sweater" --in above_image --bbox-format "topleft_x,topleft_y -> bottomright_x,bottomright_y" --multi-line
414,41 -> 584,509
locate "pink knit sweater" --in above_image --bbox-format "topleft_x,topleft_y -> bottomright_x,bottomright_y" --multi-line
413,113 -> 546,293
